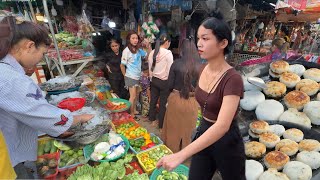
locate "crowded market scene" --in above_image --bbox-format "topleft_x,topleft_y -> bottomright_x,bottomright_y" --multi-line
1,0 -> 320,179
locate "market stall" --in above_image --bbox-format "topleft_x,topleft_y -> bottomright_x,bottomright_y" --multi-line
32,72 -> 190,180
238,58 -> 320,180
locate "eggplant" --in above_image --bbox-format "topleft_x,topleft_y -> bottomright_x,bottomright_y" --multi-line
48,159 -> 57,168
39,166 -> 50,176
36,158 -> 48,166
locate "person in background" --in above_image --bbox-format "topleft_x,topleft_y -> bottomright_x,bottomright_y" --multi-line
293,29 -> 303,51
157,13 -> 246,180
0,16 -> 93,179
105,38 -> 128,99
302,31 -> 313,52
120,31 -> 147,119
281,27 -> 291,43
0,131 -> 16,179
140,62 -> 151,117
239,38 -> 289,66
290,30 -> 297,48
148,34 -> 173,129
162,38 -> 200,153
270,38 -> 289,60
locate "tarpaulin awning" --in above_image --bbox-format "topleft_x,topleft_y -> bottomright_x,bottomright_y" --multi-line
276,10 -> 320,22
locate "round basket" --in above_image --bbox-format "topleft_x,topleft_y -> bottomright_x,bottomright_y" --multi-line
150,165 -> 189,180
108,98 -> 131,113
57,97 -> 86,112
83,134 -> 130,162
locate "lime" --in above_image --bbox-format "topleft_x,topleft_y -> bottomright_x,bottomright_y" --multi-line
66,150 -> 74,156
53,140 -> 71,151
77,150 -> 83,156
72,154 -> 78,158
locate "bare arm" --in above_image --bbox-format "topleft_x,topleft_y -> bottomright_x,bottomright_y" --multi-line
157,95 -> 241,170
120,64 -> 126,77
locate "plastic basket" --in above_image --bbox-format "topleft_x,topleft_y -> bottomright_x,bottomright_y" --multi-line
83,134 -> 130,163
58,164 -> 83,179
129,133 -> 163,154
57,97 -> 86,112
37,152 -> 60,180
57,148 -> 87,171
150,164 -> 189,180
38,137 -> 59,156
136,145 -> 173,175
107,98 -> 131,113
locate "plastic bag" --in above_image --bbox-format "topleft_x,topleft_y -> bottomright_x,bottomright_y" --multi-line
78,10 -> 94,34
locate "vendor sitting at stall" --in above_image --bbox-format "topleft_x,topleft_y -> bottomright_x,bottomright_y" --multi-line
0,16 -> 93,178
240,38 -> 289,66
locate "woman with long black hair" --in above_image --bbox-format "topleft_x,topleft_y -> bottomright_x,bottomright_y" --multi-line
162,37 -> 201,153
157,12 -> 245,180
105,38 -> 128,99
147,34 -> 173,129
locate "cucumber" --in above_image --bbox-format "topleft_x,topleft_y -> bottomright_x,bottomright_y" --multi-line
179,174 -> 187,180
37,144 -> 45,156
50,142 -> 57,153
44,140 -> 52,153
66,158 -> 76,166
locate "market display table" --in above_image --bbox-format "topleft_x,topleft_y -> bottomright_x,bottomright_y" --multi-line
38,56 -> 104,77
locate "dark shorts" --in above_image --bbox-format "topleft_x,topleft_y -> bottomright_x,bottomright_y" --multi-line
124,76 -> 140,88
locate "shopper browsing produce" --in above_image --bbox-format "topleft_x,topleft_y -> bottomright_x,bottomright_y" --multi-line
157,13 -> 246,180
105,38 -> 128,99
162,38 -> 200,153
147,34 -> 173,129
0,16 -> 93,178
120,31 -> 148,119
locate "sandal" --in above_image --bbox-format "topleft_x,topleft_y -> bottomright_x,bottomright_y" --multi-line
134,116 -> 140,121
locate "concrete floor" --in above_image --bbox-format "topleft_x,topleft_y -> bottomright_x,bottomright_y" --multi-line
137,116 -> 222,180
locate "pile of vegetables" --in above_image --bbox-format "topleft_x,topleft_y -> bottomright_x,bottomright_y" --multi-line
59,147 -> 86,168
38,139 -> 58,156
47,49 -> 84,61
156,170 -> 188,180
110,112 -> 132,121
138,146 -> 172,172
36,155 -> 58,178
116,123 -> 147,139
50,32 -> 83,48
130,133 -> 160,153
68,154 -> 148,180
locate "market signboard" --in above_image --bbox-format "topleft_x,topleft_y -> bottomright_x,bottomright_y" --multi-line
149,0 -> 192,13
284,0 -> 307,10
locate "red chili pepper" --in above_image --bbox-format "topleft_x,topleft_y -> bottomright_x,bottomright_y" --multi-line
147,142 -> 155,148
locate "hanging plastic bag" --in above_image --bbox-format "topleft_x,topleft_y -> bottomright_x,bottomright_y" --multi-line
79,10 -> 94,34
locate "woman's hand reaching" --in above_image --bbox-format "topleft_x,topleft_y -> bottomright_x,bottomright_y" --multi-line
156,152 -> 186,171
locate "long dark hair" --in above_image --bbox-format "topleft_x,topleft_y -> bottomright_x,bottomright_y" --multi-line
180,38 -> 201,99
201,12 -> 232,56
126,30 -> 140,54
0,16 -> 51,60
151,34 -> 171,72
107,37 -> 122,54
